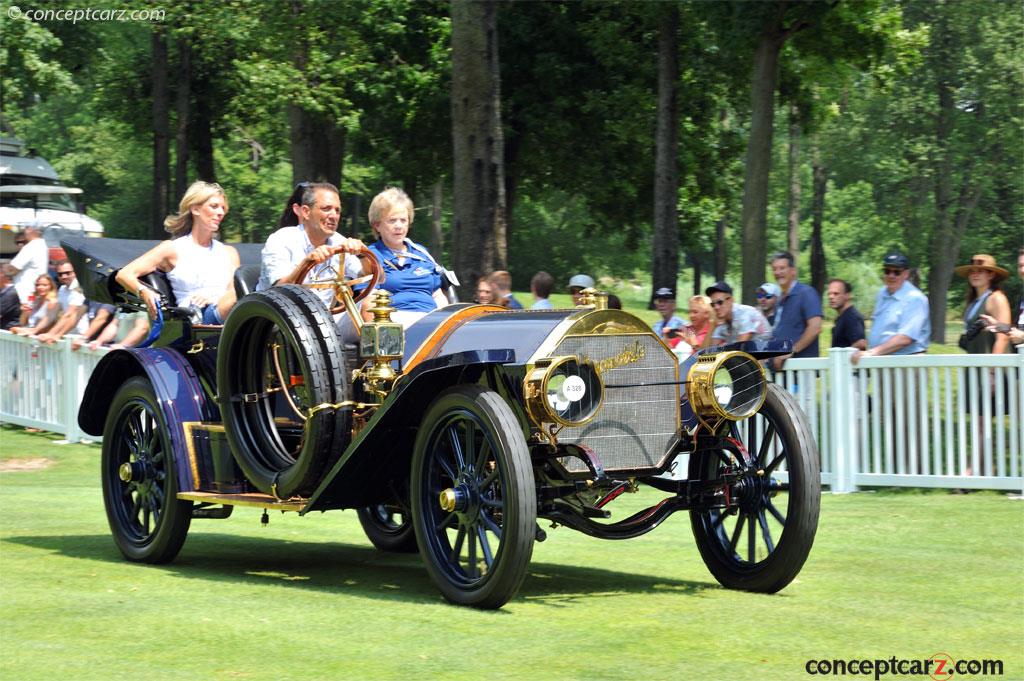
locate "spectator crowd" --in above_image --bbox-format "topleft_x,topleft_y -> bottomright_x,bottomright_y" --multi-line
4,175 -> 1019,378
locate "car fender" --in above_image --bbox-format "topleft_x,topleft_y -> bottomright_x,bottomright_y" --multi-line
78,347 -> 218,493
303,349 -> 518,512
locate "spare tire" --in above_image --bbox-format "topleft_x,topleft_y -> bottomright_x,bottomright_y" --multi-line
217,285 -> 351,498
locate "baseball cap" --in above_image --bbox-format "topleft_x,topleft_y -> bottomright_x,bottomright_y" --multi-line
882,252 -> 910,269
704,281 -> 733,296
756,282 -> 781,298
653,286 -> 675,300
568,274 -> 595,289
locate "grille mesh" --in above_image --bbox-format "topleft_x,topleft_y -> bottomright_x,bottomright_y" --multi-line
552,334 -> 679,474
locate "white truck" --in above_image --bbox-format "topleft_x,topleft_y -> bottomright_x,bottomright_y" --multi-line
0,136 -> 104,262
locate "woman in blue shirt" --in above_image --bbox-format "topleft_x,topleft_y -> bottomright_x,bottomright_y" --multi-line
364,187 -> 447,327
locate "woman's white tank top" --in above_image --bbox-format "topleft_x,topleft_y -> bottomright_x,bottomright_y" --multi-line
166,234 -> 233,306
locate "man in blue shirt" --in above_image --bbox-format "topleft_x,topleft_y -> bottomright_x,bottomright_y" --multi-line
769,251 -> 823,370
652,286 -> 686,340
853,252 -> 930,363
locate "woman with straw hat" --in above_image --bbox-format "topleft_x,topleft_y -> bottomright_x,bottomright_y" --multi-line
955,253 -> 1011,355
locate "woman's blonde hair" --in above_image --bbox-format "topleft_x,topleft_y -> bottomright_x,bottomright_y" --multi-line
164,181 -> 228,237
688,294 -> 713,321
35,273 -> 58,303
367,187 -> 414,231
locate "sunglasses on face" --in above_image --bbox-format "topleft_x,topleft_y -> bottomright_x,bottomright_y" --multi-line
57,271 -> 74,277
711,297 -> 730,307
756,293 -> 775,299
883,268 -> 905,276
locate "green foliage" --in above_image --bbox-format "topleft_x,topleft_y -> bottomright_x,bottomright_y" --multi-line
0,0 -> 1018,314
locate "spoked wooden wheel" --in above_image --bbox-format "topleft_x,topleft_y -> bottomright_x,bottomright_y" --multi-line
292,245 -> 383,315
102,376 -> 191,563
689,383 -> 820,592
357,493 -> 418,553
411,385 -> 536,609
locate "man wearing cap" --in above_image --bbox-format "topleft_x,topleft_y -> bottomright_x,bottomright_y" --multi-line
756,282 -> 781,326
852,251 -> 930,364
568,274 -> 595,306
769,251 -> 823,370
706,281 -> 771,344
652,286 -> 686,341
827,278 -> 866,350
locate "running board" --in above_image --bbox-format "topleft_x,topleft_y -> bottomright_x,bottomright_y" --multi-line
177,491 -> 307,512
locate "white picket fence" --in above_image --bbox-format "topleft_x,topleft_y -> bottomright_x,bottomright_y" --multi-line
0,331 -> 108,443
1,331 -> 1021,493
777,347 -> 1024,494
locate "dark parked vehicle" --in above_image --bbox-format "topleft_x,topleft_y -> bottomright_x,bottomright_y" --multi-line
66,236 -> 820,609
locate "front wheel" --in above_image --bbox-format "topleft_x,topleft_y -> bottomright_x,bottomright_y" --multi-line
411,385 -> 536,609
101,376 -> 192,563
689,383 -> 820,592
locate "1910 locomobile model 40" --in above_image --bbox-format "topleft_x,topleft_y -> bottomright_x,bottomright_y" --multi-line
66,236 -> 820,609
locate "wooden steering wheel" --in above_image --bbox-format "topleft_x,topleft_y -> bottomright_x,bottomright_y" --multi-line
292,244 -> 384,315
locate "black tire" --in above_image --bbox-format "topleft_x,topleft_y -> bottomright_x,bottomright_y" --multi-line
357,500 -> 418,553
101,376 -> 192,563
689,382 -> 820,592
217,285 -> 350,498
411,385 -> 536,609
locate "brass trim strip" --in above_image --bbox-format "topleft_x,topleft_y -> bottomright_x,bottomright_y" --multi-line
180,421 -> 204,490
176,491 -> 306,512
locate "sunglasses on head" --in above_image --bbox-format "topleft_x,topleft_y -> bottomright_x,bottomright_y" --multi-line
883,267 -> 905,276
710,297 -> 730,307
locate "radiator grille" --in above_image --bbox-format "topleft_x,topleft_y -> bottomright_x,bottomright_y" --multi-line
551,333 -> 679,474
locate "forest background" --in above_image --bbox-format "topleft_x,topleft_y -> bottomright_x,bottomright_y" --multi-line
1,0 -> 1021,344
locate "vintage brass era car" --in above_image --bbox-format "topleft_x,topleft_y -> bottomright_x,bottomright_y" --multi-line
66,236 -> 820,609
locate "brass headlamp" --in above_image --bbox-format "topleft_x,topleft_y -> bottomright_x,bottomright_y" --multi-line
686,351 -> 767,429
525,356 -> 604,429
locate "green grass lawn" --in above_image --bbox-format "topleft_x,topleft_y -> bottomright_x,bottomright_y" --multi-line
1,424 -> 1021,680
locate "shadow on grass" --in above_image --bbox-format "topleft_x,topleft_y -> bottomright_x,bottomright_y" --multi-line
5,531 -> 718,607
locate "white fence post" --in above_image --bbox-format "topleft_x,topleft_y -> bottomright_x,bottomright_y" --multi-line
828,347 -> 857,493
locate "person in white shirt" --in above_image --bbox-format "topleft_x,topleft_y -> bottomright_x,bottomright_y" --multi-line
36,261 -> 89,343
117,181 -> 240,324
5,227 -> 49,304
257,182 -> 365,311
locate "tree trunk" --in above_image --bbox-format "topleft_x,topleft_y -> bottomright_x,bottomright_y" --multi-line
450,0 -> 507,298
926,9 -> 980,344
787,102 -> 801,255
174,37 -> 192,200
151,29 -> 170,240
739,30 -> 785,305
715,216 -> 727,282
651,3 -> 680,308
289,106 -> 345,188
431,179 -> 444,258
191,68 -> 216,183
810,144 -> 827,295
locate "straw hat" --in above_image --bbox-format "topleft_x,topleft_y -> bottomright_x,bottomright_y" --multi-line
954,254 -> 1008,280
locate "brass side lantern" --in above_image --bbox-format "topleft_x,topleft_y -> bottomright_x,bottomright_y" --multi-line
357,290 -> 405,398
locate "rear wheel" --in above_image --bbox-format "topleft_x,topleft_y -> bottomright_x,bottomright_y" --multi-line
357,496 -> 417,553
217,285 -> 350,498
411,386 -> 536,609
689,383 -> 820,592
102,376 -> 191,563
